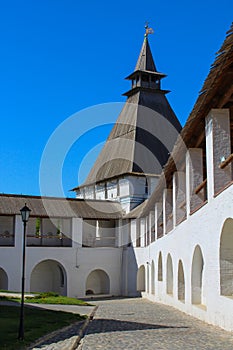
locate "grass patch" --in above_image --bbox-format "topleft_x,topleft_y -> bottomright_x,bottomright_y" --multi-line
0,292 -> 91,306
0,304 -> 86,350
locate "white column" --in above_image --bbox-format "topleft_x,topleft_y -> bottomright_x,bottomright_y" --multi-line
205,108 -> 231,199
130,219 -> 137,248
149,210 -> 155,243
172,174 -> 177,227
163,189 -> 173,234
155,202 -> 163,239
174,172 -> 186,225
162,190 -> 166,235
186,148 -> 204,214
72,218 -> 83,248
115,219 -> 122,247
154,205 -> 158,241
140,218 -> 145,247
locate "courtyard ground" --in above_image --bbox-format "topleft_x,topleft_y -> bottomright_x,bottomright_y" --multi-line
78,298 -> 233,350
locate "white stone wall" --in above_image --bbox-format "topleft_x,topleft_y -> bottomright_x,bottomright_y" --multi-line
131,184 -> 233,331
106,180 -> 118,199
84,186 -> 95,199
95,183 -> 106,200
126,108 -> 233,331
0,215 -> 122,298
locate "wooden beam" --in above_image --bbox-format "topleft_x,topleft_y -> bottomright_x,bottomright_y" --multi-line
219,153 -> 233,169
194,179 -> 207,195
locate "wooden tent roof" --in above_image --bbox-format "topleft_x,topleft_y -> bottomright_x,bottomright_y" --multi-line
74,37 -> 181,190
135,37 -> 157,72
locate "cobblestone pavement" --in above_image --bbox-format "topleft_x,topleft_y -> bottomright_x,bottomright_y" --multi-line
78,298 -> 233,350
30,320 -> 86,350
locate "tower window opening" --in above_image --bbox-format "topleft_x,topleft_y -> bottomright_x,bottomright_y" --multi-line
145,178 -> 148,194
142,74 -> 149,82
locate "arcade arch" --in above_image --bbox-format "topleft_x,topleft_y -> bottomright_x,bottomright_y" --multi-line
178,260 -> 185,302
137,265 -> 145,292
191,245 -> 204,304
30,260 -> 67,295
0,267 -> 8,290
166,254 -> 173,295
86,269 -> 110,295
220,218 -> 233,296
158,252 -> 163,281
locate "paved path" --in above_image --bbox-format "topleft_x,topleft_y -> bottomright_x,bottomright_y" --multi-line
78,298 -> 233,350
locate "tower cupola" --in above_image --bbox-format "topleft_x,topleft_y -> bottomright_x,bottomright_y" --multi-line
123,24 -> 168,97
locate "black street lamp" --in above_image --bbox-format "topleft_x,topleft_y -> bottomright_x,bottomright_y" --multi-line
18,204 -> 31,341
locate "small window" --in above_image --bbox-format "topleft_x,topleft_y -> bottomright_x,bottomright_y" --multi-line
145,178 -> 148,194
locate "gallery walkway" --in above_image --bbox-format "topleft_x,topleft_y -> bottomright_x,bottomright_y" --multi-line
78,298 -> 233,350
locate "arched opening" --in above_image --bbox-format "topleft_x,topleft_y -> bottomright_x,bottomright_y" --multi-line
178,260 -> 185,302
146,263 -> 150,292
86,269 -> 110,295
151,260 -> 155,294
30,260 -> 67,295
137,265 -> 145,292
158,252 -> 163,281
166,254 -> 173,295
0,268 -> 8,290
220,218 -> 233,296
191,245 -> 204,304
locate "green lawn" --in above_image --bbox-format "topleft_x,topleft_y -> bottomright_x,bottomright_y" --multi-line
0,304 -> 86,350
0,292 -> 91,306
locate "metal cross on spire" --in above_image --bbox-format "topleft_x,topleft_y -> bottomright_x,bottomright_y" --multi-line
144,22 -> 154,39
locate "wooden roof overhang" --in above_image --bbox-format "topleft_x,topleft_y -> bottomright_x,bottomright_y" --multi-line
122,86 -> 170,97
0,194 -> 123,219
125,70 -> 167,80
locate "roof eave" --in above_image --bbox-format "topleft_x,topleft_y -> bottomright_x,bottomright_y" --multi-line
122,86 -> 170,97
125,70 -> 167,80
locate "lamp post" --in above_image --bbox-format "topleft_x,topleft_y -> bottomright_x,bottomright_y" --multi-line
18,204 -> 31,341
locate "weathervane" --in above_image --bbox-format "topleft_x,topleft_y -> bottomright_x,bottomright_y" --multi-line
144,22 -> 154,39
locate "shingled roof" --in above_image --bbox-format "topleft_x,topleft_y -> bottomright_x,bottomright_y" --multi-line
0,194 -> 123,219
135,36 -> 157,72
74,36 -> 181,190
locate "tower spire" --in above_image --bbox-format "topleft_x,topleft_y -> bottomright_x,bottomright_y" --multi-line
123,24 -> 168,97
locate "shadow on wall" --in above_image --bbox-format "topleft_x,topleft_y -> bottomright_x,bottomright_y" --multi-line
0,267 -> 8,290
123,246 -> 141,297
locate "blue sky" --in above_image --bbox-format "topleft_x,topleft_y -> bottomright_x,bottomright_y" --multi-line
0,1 -> 232,197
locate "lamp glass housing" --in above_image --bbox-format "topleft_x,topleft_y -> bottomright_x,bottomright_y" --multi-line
20,204 -> 31,223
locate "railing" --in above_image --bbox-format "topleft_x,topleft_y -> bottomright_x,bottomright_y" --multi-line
219,153 -> 233,169
151,229 -> 155,243
157,221 -> 163,239
27,233 -> 72,247
136,237 -> 141,247
195,179 -> 207,195
0,233 -> 14,246
82,236 -> 116,248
